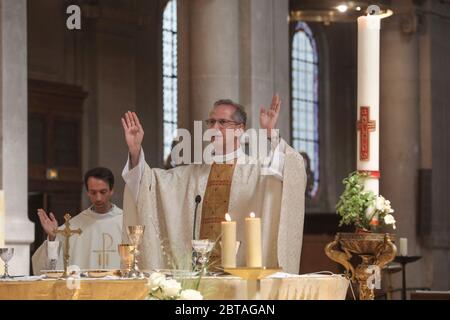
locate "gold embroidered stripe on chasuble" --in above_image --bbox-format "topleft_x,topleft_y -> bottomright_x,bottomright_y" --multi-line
199,162 -> 236,267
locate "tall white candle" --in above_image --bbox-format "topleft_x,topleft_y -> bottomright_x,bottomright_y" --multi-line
399,238 -> 408,256
0,190 -> 4,247
357,14 -> 381,196
0,191 -> 4,275
245,212 -> 262,268
221,213 -> 237,268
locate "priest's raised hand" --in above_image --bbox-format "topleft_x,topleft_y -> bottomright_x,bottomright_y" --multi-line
121,111 -> 144,169
37,208 -> 58,241
259,94 -> 281,137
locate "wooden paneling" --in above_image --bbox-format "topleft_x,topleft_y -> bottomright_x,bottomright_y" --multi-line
28,79 -> 87,258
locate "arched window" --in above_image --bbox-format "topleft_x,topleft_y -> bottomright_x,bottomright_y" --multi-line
162,0 -> 178,160
291,21 -> 319,197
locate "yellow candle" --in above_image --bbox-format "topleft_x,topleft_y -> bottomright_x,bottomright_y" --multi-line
221,213 -> 236,268
245,212 -> 262,267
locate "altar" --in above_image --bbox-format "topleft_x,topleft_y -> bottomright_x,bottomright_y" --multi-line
0,273 -> 349,300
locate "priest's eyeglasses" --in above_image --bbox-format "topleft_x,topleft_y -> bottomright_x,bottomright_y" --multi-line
204,118 -> 242,128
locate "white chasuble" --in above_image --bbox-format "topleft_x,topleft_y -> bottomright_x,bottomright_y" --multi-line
32,205 -> 123,275
122,139 -> 307,274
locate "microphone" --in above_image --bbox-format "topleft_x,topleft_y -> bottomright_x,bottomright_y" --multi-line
193,195 -> 202,240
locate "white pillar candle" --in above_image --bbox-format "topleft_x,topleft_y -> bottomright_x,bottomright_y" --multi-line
0,190 -> 4,247
245,212 -> 262,268
399,238 -> 408,256
357,14 -> 381,196
221,213 -> 237,268
0,191 -> 4,275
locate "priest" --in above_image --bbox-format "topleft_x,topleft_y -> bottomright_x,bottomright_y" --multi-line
122,95 -> 306,274
32,167 -> 123,274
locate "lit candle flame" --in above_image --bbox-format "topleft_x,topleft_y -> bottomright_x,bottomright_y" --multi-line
249,212 -> 255,218
225,213 -> 231,222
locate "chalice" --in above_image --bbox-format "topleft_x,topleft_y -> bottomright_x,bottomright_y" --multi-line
127,225 -> 145,278
191,239 -> 215,275
118,244 -> 136,278
0,247 -> 14,279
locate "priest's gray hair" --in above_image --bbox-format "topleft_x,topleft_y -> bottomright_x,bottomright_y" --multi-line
213,99 -> 247,127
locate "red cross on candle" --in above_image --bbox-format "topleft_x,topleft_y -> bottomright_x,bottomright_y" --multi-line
357,106 -> 376,161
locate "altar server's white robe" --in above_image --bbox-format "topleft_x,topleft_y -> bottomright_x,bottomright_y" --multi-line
32,205 -> 123,274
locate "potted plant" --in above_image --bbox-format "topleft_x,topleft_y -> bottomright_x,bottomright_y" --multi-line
336,171 -> 396,232
325,171 -> 397,300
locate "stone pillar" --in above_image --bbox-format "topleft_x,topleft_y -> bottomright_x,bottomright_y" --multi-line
188,0 -> 240,124
0,0 -> 35,275
185,0 -> 290,141
380,0 -> 423,295
427,0 -> 450,290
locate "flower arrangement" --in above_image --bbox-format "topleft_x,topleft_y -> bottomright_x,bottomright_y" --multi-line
336,171 -> 396,232
147,272 -> 203,300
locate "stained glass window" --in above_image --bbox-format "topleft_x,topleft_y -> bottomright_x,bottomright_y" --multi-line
291,22 -> 319,196
162,0 -> 178,160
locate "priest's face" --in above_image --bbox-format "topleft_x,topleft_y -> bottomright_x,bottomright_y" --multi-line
207,104 -> 244,155
86,177 -> 114,213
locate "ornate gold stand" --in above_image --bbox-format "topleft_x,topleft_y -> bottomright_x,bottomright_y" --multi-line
325,232 -> 396,300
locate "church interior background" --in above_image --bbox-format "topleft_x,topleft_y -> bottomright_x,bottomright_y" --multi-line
0,0 -> 449,299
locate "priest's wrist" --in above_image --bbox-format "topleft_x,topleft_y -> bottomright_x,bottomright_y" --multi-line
267,129 -> 279,141
129,147 -> 141,168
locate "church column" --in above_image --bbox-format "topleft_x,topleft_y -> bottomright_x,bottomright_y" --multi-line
184,0 -> 290,141
187,0 -> 240,124
380,0 -> 422,294
0,0 -> 35,275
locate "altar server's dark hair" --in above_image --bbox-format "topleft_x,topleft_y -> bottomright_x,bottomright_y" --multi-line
84,167 -> 115,191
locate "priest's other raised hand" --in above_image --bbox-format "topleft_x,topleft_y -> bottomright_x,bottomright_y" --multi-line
37,209 -> 58,241
121,111 -> 144,169
259,94 -> 281,137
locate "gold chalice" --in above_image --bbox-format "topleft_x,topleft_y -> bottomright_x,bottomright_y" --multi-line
118,244 -> 136,278
127,225 -> 145,278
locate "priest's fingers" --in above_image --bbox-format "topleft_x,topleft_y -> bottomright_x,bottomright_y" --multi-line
37,208 -> 48,220
276,96 -> 281,112
124,112 -> 132,129
259,106 -> 266,115
271,94 -> 277,108
132,112 -> 144,132
37,210 -> 49,226
271,94 -> 280,112
49,212 -> 57,223
129,111 -> 136,128
121,117 -> 128,131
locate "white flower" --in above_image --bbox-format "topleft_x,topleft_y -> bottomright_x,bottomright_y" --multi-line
178,289 -> 203,300
147,272 -> 166,291
375,196 -> 386,211
160,279 -> 182,298
365,206 -> 376,220
384,214 -> 396,229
